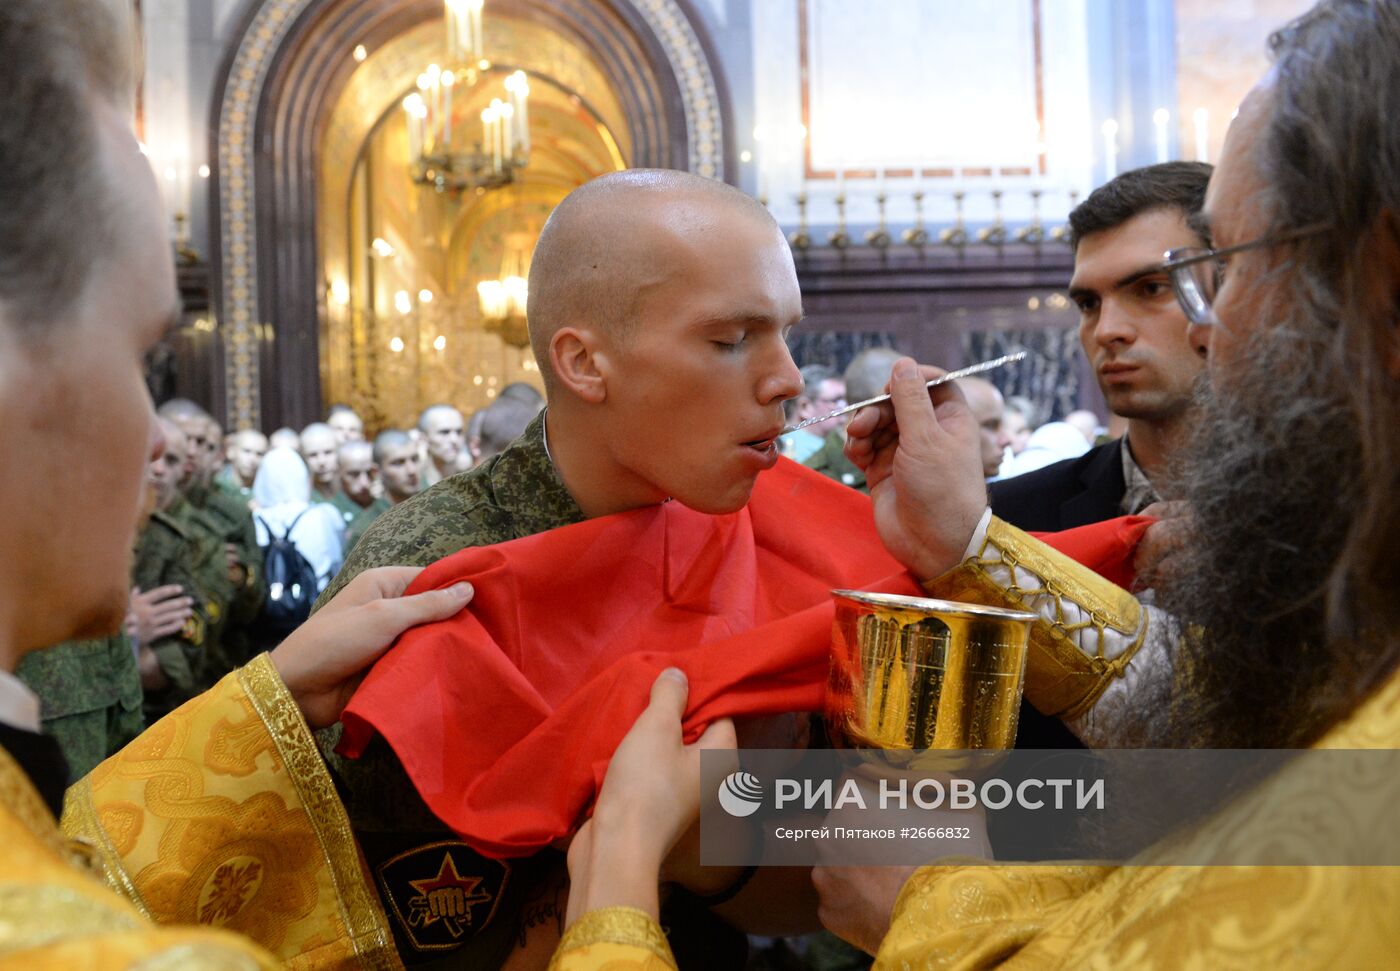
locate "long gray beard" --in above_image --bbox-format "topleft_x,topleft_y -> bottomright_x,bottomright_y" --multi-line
1150,320 -> 1365,749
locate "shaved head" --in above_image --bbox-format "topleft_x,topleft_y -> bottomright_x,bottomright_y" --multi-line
843,347 -> 903,404
958,376 -> 1007,478
527,169 -> 781,394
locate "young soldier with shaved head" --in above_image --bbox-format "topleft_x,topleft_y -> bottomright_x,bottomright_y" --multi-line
319,169 -> 805,966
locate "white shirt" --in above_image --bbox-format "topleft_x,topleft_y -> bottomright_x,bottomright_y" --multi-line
0,668 -> 41,733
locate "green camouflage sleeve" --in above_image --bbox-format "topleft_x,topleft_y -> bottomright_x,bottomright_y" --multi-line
17,635 -> 143,780
135,527 -> 212,714
315,486 -> 503,609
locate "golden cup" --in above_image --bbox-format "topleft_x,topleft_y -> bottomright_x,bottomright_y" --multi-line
825,591 -> 1036,753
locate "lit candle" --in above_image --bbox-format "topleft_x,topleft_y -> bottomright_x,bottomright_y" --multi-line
405,94 -> 425,162
469,0 -> 483,60
505,71 -> 530,157
1193,108 -> 1209,162
498,100 -> 515,161
441,71 -> 454,149
426,65 -> 441,149
1101,118 -> 1119,180
481,105 -> 497,170
1153,108 -> 1170,163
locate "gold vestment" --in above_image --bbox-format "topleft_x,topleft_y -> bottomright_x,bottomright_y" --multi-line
545,517 -> 1400,970
55,653 -> 401,968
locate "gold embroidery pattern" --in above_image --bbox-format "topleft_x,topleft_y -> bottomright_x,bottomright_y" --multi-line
67,665 -> 331,961
238,654 -> 400,970
925,517 -> 1147,719
203,708 -> 277,779
0,883 -> 142,955
60,775 -> 154,919
548,907 -> 676,970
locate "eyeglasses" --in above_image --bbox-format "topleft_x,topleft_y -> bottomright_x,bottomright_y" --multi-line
1161,222 -> 1331,326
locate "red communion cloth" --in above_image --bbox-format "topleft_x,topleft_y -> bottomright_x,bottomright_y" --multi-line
339,458 -> 1151,858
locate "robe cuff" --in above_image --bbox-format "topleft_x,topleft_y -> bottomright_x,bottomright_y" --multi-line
924,515 -> 1148,719
549,907 -> 676,970
62,653 -> 399,969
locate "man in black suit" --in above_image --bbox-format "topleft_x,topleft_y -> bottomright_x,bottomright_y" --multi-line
992,163 -> 1212,758
991,162 -> 1212,532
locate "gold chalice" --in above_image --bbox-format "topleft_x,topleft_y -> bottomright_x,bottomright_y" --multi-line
825,591 -> 1036,763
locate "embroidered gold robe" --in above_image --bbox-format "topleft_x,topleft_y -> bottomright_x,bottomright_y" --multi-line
545,516 -> 1400,970
56,654 -> 401,969
0,699 -> 276,966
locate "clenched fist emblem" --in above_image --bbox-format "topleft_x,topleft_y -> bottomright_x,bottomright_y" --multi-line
426,887 -> 467,917
406,852 -> 493,937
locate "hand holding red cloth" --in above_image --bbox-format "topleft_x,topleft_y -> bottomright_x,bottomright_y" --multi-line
338,459 -> 1151,858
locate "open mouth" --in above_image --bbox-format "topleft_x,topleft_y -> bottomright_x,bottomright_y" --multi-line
741,435 -> 778,451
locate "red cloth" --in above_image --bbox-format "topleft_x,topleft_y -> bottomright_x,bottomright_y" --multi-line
339,458 -> 1152,858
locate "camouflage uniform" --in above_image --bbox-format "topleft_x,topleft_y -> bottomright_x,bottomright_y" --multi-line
16,634 -> 143,780
165,494 -> 235,689
132,510 -> 212,721
213,466 -> 253,504
316,412 -> 583,967
318,412 -> 741,968
186,482 -> 266,674
804,428 -> 868,492
337,495 -> 390,555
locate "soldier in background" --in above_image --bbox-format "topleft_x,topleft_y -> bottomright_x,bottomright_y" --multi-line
332,440 -> 389,554
300,421 -> 341,502
192,417 -> 267,674
346,432 -> 419,552
327,403 -> 366,443
216,428 -> 267,501
418,403 -> 468,485
806,347 -> 902,492
476,396 -> 539,462
153,416 -> 233,684
132,422 -> 211,721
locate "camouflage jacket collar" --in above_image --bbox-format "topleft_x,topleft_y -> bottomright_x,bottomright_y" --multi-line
487,409 -> 585,538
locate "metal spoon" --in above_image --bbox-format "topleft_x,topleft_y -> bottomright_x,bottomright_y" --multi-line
781,351 -> 1028,436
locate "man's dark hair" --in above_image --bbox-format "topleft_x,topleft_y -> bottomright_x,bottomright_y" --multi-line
1068,161 -> 1213,250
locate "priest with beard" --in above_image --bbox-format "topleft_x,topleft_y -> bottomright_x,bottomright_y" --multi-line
550,1 -> 1400,967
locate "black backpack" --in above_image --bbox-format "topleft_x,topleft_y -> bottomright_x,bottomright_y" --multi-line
255,510 -> 320,640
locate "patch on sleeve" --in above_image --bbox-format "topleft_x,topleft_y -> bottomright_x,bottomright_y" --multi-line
375,841 -> 510,952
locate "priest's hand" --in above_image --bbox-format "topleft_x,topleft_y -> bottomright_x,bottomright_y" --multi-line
812,864 -> 917,956
812,768 -> 990,955
565,669 -> 737,925
270,567 -> 474,729
1132,500 -> 1191,592
844,357 -> 988,580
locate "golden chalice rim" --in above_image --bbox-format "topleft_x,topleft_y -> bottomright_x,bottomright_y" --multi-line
831,589 -> 1037,623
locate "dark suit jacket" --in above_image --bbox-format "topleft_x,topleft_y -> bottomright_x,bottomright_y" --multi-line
989,439 -> 1126,533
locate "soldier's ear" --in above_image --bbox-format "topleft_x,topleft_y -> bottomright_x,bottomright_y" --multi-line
550,327 -> 607,404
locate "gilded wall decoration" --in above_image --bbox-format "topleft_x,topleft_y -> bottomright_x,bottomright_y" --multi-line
215,0 -> 725,429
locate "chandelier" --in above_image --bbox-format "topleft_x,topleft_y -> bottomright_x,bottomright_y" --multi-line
403,1 -> 531,193
477,236 -> 530,348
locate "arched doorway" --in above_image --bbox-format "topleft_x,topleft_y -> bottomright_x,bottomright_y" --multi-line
208,0 -> 732,430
